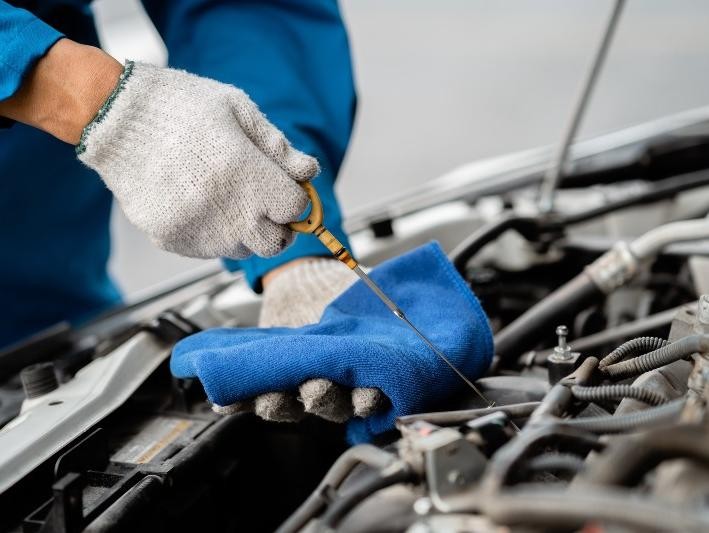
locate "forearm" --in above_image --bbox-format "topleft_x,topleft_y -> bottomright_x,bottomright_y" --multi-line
0,38 -> 122,144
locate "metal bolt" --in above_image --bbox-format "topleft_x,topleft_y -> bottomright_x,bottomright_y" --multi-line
553,325 -> 572,360
556,325 -> 568,348
699,295 -> 709,325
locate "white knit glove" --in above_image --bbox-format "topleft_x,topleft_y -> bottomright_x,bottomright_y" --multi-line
77,61 -> 316,259
214,258 -> 386,423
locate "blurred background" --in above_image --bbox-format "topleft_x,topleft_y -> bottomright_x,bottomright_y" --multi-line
92,0 -> 709,296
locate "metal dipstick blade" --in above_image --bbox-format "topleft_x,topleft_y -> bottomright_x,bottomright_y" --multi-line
351,266 -> 494,407
353,265 -> 403,318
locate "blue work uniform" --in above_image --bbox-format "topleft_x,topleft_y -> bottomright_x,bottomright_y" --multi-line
0,0 -> 355,349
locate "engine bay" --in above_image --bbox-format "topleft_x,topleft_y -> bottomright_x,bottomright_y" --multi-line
3,108 -> 709,532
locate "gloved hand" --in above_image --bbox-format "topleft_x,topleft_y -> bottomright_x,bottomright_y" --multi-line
222,258 -> 387,423
77,61 -> 317,259
171,242 -> 494,443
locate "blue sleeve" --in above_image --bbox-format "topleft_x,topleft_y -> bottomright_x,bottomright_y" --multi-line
141,0 -> 356,291
0,1 -> 64,101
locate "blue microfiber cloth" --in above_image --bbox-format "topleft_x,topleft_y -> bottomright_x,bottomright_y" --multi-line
171,241 -> 493,443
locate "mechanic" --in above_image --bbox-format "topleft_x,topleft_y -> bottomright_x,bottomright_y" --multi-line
0,0 -> 385,420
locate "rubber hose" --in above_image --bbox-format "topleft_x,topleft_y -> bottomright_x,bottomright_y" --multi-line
581,425 -> 709,486
525,453 -> 586,474
450,214 -> 536,274
84,475 -> 163,532
529,306 -> 679,366
494,272 -> 602,363
481,486 -> 709,532
602,334 -> 709,379
318,466 -> 414,529
630,219 -> 709,259
598,336 -> 667,369
396,401 -> 541,426
276,445 -> 398,533
571,384 -> 668,406
530,357 -> 598,422
480,424 -> 601,494
557,398 -> 684,434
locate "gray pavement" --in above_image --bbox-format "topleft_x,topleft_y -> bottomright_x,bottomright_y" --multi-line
95,0 -> 709,296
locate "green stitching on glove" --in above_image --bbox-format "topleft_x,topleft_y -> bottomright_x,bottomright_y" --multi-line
75,60 -> 135,155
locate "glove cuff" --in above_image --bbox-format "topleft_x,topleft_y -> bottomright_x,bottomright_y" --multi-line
75,60 -> 135,155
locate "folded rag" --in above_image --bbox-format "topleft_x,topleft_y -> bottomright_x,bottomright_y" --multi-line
171,242 -> 493,443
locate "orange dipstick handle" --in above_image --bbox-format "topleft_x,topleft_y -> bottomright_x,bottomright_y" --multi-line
289,182 -> 358,270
